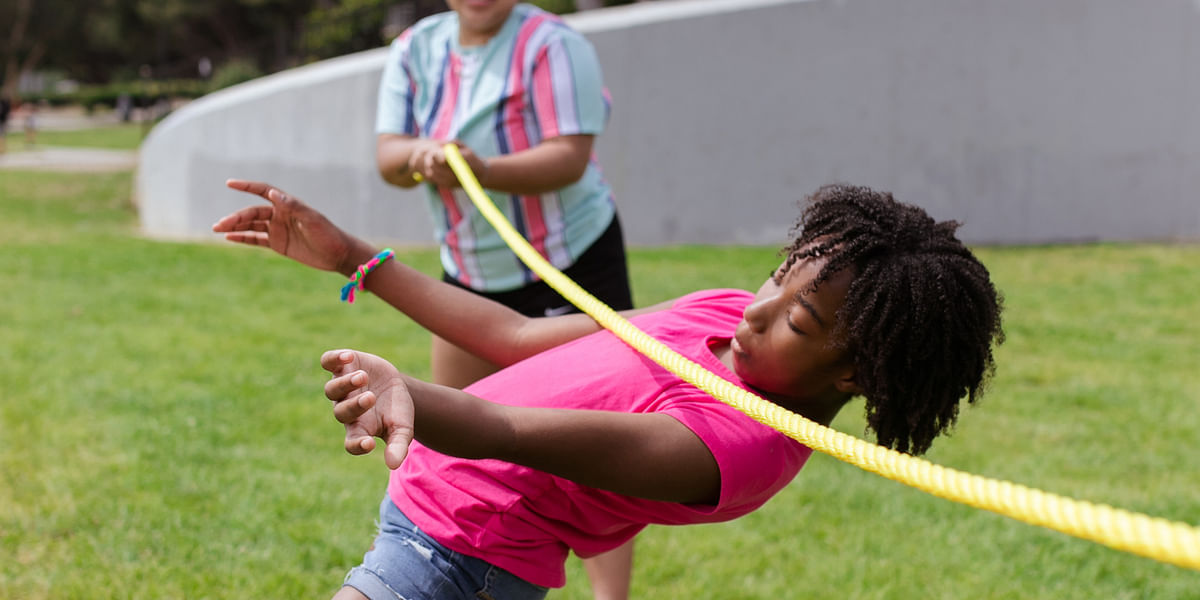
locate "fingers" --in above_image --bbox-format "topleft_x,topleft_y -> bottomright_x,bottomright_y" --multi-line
384,433 -> 410,470
319,348 -> 409,468
211,206 -> 272,232
267,189 -> 288,206
323,364 -> 366,402
212,206 -> 273,247
212,213 -> 271,248
320,348 -> 374,455
220,231 -> 270,247
420,152 -> 460,187
322,352 -> 375,425
345,429 -> 376,456
214,182 -> 281,240
225,179 -> 287,206
320,349 -> 357,374
382,421 -> 414,469
329,383 -> 374,424
409,144 -> 454,184
415,149 -> 436,178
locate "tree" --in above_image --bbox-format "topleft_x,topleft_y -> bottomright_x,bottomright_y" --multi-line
1,0 -> 85,98
3,0 -> 655,99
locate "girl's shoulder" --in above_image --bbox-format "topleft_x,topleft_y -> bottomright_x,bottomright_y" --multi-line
658,289 -> 754,330
395,11 -> 457,47
672,289 -> 755,311
511,4 -> 589,44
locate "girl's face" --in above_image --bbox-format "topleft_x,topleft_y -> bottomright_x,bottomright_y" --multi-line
729,255 -> 858,402
447,0 -> 520,46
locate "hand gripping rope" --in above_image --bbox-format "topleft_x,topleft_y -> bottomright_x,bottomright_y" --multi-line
439,144 -> 1200,571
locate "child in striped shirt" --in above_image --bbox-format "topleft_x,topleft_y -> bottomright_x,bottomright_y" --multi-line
373,4 -> 637,596
374,1 -> 635,389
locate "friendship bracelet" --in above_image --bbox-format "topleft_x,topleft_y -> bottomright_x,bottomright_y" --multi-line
340,248 -> 395,304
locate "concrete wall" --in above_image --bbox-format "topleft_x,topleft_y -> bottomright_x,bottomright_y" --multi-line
138,0 -> 1200,246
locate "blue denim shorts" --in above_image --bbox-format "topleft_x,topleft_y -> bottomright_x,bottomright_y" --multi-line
343,496 -> 549,600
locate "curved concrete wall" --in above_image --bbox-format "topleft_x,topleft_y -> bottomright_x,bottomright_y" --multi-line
138,0 -> 1200,246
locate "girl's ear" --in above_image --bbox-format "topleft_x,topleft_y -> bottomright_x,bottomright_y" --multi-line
835,371 -> 864,396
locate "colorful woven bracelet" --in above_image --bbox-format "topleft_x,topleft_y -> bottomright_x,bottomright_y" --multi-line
340,248 -> 395,304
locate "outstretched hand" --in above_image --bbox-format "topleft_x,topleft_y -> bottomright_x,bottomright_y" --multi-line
321,349 -> 415,470
213,180 -> 352,272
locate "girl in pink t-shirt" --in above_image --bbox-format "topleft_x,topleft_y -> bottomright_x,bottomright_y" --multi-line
215,180 -> 1004,600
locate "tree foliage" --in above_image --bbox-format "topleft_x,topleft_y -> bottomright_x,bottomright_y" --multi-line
3,0 -> 643,98
1,0 -> 87,98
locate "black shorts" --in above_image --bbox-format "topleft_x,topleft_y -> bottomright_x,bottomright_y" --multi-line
443,215 -> 634,317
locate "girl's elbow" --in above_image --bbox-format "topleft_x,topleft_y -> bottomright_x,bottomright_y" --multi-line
545,164 -> 587,192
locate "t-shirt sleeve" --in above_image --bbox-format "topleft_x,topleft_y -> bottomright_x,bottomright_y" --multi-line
527,29 -> 610,139
655,386 -> 809,522
671,289 -> 755,312
375,32 -> 419,136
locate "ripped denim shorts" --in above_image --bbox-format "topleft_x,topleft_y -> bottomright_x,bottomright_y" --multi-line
342,496 -> 549,600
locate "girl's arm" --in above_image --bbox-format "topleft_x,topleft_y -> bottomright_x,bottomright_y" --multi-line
376,134 -> 439,188
384,134 -> 595,195
340,236 -> 658,366
458,135 -> 594,195
324,350 -> 721,505
215,180 -> 667,367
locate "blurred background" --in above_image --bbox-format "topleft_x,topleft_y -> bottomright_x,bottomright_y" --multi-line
1,2 -> 1197,598
0,0 -> 641,122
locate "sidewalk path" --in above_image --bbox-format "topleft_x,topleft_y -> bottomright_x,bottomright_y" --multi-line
0,146 -> 139,173
32,105 -> 127,131
0,105 -> 143,173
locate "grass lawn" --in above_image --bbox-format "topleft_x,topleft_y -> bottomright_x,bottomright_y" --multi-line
5,122 -> 145,151
1,166 -> 1197,599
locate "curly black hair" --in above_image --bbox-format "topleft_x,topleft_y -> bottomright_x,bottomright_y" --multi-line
776,184 -> 1004,455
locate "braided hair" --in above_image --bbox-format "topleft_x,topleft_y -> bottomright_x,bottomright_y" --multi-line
777,184 -> 1004,455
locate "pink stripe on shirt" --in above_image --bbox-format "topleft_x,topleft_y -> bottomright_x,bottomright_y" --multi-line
429,53 -> 467,282
431,53 -> 461,140
531,46 -> 560,139
505,15 -> 553,259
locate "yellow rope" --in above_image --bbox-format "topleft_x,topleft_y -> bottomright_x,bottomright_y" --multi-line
441,144 -> 1200,571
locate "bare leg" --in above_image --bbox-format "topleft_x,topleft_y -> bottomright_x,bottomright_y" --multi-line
332,585 -> 370,599
582,539 -> 634,600
430,334 -> 502,389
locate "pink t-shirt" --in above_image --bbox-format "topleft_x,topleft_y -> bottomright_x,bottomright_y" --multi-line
388,289 -> 812,587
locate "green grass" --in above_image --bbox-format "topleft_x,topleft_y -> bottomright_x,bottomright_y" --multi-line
1,167 -> 1198,599
5,122 -> 145,151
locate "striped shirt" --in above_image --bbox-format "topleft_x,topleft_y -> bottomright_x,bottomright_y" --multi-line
376,3 -> 617,292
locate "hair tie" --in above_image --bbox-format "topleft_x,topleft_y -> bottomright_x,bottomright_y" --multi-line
340,248 -> 395,303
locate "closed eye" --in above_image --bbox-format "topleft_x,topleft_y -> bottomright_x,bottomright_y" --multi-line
786,317 -> 806,335
791,294 -> 826,330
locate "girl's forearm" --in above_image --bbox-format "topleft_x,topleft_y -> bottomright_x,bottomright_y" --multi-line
338,241 -> 531,364
480,136 -> 593,195
400,375 -> 723,504
404,375 -> 515,458
376,135 -> 423,187
334,238 -> 601,366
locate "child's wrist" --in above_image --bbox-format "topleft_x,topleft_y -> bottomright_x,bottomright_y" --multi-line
340,247 -> 396,303
337,241 -> 382,277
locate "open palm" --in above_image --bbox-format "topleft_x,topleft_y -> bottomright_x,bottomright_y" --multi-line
213,179 -> 350,272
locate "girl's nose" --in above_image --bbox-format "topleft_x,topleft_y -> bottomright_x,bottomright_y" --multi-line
743,294 -> 777,333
